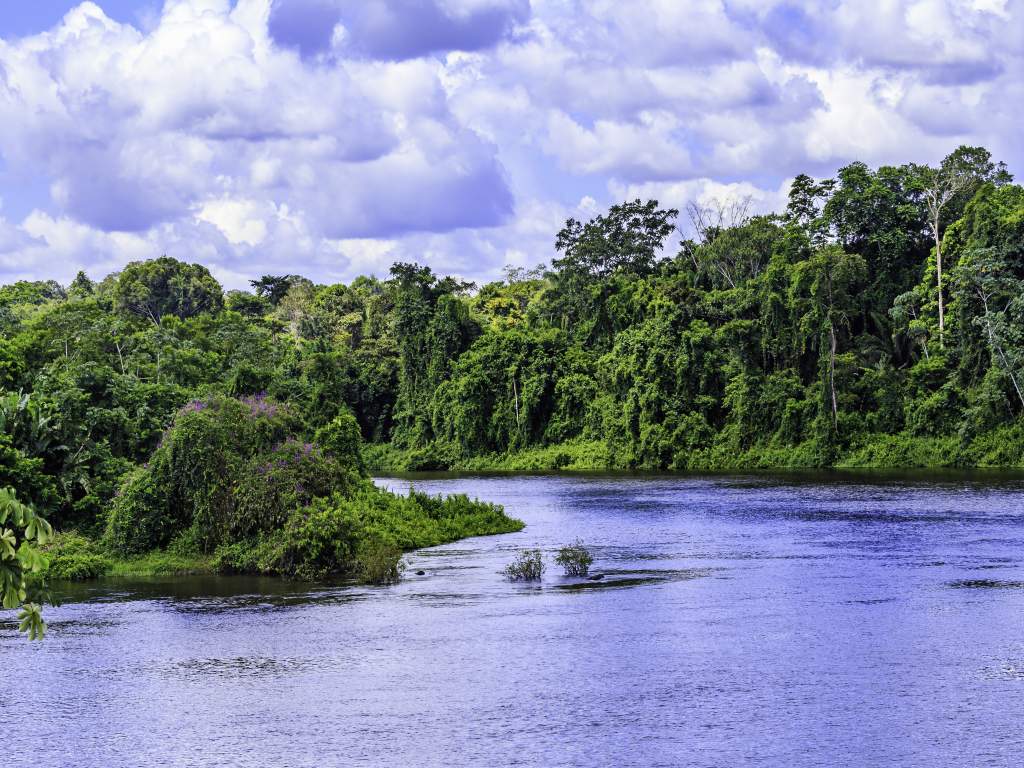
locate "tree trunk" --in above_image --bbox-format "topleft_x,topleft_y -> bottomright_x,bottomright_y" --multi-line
512,376 -> 521,428
828,320 -> 838,431
934,221 -> 944,348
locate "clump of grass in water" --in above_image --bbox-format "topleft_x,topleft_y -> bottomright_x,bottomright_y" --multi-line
554,540 -> 593,576
504,549 -> 544,581
357,538 -> 406,585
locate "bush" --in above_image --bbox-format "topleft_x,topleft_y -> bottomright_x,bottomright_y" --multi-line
104,394 -> 525,584
274,498 -> 360,580
105,395 -> 302,553
314,410 -> 365,474
356,536 -> 404,585
231,440 -> 353,539
44,533 -> 112,581
504,549 -> 544,581
554,540 -> 593,576
104,464 -> 176,555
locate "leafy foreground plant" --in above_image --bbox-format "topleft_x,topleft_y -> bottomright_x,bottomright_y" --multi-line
504,549 -> 545,581
554,540 -> 593,576
0,487 -> 52,639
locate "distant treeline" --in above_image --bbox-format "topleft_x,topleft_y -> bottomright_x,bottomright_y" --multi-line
2,145 -> 1024,534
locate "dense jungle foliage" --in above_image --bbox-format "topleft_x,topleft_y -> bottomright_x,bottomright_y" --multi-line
1,145 -> 1023,623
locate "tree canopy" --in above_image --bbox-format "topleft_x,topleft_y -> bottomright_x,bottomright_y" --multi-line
115,256 -> 224,324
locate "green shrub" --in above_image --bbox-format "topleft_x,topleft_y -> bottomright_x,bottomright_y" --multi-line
356,536 -> 404,585
554,540 -> 593,576
839,434 -> 961,468
210,536 -> 284,575
504,549 -> 544,581
274,499 -> 360,580
314,410 -> 365,474
104,464 -> 176,555
104,394 -> 525,584
43,533 -> 112,580
105,394 -> 302,553
217,484 -> 523,582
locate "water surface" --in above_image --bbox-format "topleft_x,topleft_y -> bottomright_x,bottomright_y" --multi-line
4,473 -> 1024,767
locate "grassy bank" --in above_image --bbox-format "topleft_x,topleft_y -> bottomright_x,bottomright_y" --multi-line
364,440 -> 612,472
366,430 -> 1024,474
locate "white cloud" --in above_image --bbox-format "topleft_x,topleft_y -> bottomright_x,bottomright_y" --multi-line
0,0 -> 512,268
0,0 -> 1020,287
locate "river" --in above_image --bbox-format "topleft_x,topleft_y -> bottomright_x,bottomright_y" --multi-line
3,472 -> 1024,767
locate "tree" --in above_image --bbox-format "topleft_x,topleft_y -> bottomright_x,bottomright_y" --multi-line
0,487 -> 52,640
553,199 -> 678,280
791,246 -> 867,431
785,174 -> 835,245
250,275 -> 304,306
911,146 -> 1012,346
387,263 -> 475,449
689,213 -> 783,289
225,290 -> 270,318
115,256 -> 224,324
68,271 -> 95,299
956,247 -> 1024,410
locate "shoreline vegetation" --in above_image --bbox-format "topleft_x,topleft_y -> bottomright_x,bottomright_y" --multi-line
3,145 -> 1024,628
364,430 -> 1024,473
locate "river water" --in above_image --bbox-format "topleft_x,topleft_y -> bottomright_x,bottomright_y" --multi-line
4,473 -> 1024,767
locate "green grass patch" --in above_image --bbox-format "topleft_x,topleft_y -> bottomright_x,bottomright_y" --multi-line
839,434 -> 963,468
106,550 -> 216,577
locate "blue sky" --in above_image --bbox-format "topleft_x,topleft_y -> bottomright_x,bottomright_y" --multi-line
0,1 -> 153,37
0,0 -> 1020,288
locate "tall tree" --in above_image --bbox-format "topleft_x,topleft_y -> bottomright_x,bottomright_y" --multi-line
553,199 -> 678,280
911,146 -> 1012,346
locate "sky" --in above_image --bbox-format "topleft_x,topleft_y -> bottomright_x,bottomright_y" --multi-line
0,0 -> 1020,289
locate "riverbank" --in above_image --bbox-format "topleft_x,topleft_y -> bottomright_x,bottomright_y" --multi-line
364,426 -> 1024,473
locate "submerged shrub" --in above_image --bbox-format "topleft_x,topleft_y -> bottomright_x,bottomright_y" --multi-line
554,540 -> 593,576
504,549 -> 544,581
356,535 -> 404,585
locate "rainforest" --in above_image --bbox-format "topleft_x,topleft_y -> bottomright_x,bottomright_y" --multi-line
2,145 -> 1024,628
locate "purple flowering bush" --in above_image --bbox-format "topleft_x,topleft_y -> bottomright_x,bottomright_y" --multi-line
230,439 -> 356,539
105,394 -> 302,554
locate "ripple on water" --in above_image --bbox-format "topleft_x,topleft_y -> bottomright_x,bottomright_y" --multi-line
7,473 -> 1024,768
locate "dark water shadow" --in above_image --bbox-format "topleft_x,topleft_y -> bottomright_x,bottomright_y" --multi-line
948,579 -> 1024,589
553,568 -> 711,591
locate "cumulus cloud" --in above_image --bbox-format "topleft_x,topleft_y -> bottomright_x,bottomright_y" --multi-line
0,0 -> 1020,287
0,0 -> 513,281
